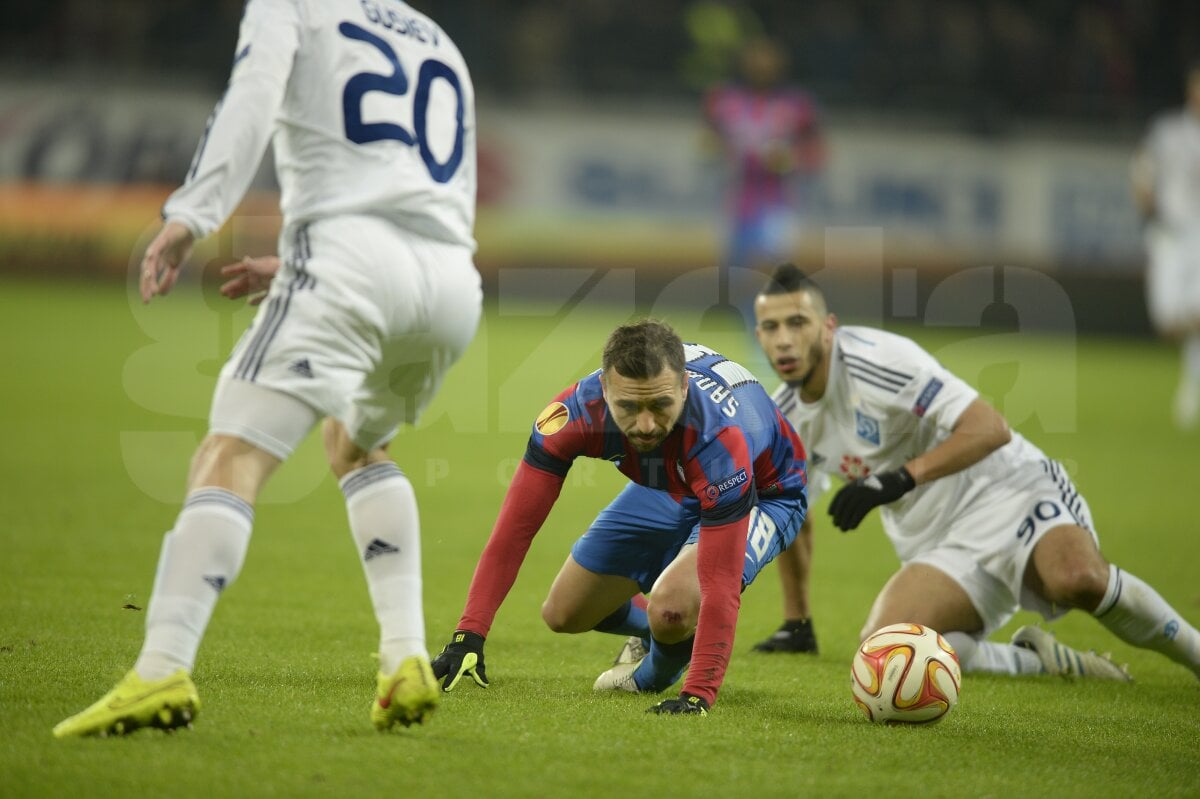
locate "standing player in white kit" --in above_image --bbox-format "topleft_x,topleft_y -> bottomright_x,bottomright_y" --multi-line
1132,60 -> 1200,430
54,0 -> 481,737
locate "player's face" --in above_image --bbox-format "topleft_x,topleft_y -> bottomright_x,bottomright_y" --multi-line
754,290 -> 835,398
602,366 -> 688,452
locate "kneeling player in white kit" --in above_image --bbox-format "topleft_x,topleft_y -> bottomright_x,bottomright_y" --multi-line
54,0 -> 481,737
1131,59 -> 1200,430
754,263 -> 1200,681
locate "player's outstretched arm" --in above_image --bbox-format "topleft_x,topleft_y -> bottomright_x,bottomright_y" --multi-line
139,221 -> 195,304
431,460 -> 570,693
219,255 -> 280,305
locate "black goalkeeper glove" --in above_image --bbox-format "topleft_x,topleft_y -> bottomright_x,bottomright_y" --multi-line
430,630 -> 489,691
828,466 -> 916,532
646,692 -> 710,716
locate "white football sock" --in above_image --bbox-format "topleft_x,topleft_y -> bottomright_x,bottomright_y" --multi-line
135,489 -> 253,680
944,632 -> 1044,675
341,462 -> 425,674
1094,565 -> 1200,678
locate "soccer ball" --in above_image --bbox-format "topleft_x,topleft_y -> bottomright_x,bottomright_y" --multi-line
851,622 -> 961,724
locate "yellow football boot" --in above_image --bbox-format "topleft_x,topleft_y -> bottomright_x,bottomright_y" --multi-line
53,669 -> 200,738
371,654 -> 439,730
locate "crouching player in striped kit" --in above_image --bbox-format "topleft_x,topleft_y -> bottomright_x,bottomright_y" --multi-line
754,264 -> 1200,682
429,320 -> 809,715
54,0 -> 481,737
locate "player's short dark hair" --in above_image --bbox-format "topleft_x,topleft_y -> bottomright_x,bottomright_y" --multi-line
761,263 -> 826,300
758,263 -> 829,317
602,319 -> 685,380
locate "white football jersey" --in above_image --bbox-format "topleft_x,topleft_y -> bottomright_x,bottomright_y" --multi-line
164,0 -> 476,250
1144,110 -> 1200,234
774,326 -> 1047,561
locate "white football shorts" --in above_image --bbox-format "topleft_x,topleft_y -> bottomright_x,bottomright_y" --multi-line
209,215 -> 482,458
1145,225 -> 1200,332
903,459 -> 1099,636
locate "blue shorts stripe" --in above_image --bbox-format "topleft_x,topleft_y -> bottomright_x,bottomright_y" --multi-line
234,282 -> 297,381
234,225 -> 311,381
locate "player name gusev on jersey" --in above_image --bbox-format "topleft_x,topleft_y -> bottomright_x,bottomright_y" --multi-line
166,0 -> 476,249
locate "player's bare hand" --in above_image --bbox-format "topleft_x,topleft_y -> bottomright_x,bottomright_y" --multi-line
220,255 -> 280,306
139,221 -> 195,304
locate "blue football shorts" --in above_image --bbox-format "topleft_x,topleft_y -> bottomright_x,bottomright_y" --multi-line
570,482 -> 806,594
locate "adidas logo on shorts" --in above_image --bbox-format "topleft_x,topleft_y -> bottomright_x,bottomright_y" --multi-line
289,358 -> 314,378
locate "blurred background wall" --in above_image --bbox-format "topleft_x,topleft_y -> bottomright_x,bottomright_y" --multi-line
2,0 -> 1195,334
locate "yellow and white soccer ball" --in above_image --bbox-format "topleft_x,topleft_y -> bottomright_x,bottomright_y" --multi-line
851,622 -> 961,724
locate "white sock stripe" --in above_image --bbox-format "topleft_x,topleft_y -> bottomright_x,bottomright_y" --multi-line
183,488 -> 254,524
340,462 -> 405,499
1094,564 -> 1123,617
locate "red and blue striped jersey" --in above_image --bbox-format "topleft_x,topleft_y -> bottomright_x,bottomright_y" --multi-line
526,343 -> 807,524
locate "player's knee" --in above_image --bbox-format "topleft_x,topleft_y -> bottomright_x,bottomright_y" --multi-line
540,600 -> 588,634
1041,561 -> 1110,609
646,600 -> 695,643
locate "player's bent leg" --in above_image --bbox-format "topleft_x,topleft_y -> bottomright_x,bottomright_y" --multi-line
1022,525 -> 1166,680
595,546 -> 700,694
134,436 -> 280,680
1024,524 -> 1111,612
646,543 -> 701,643
865,564 -> 1062,677
542,556 -> 641,634
599,545 -> 699,693
56,434 -> 281,738
860,563 -> 985,642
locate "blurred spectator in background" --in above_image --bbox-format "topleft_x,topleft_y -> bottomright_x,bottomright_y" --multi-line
703,35 -> 825,276
1131,59 -> 1200,431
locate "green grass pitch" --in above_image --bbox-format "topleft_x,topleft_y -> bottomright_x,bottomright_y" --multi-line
1,275 -> 1197,798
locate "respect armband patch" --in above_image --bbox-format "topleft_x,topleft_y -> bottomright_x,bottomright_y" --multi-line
912,378 -> 943,418
703,468 -> 748,501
